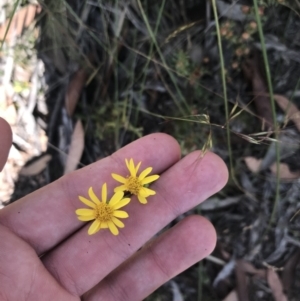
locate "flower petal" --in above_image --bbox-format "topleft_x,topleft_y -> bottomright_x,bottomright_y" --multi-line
95,222 -> 102,233
109,191 -> 124,206
125,158 -> 130,170
112,198 -> 130,209
135,161 -> 141,175
75,208 -> 96,216
138,189 -> 148,197
111,173 -> 126,183
138,167 -> 152,180
112,217 -> 125,228
114,185 -> 127,193
102,183 -> 107,203
139,187 -> 155,197
108,221 -> 119,235
88,187 -> 101,205
141,174 -> 160,185
129,158 -> 136,176
88,219 -> 101,235
78,196 -> 96,209
100,223 -> 109,229
138,195 -> 147,204
113,210 -> 129,218
142,187 -> 156,195
77,215 -> 95,221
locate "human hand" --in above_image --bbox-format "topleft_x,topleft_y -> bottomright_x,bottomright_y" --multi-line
0,117 -> 228,301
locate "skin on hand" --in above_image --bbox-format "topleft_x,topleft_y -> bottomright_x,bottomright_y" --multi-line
0,130 -> 228,301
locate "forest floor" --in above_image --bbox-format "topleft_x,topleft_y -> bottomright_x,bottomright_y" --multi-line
1,1 -> 300,300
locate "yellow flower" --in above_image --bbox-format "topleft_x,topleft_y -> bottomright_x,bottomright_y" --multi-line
75,184 -> 130,235
111,158 -> 160,204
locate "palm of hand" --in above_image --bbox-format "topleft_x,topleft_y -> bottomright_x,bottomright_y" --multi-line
0,118 -> 228,301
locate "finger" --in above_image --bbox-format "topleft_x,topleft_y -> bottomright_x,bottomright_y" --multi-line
42,151 -> 228,296
0,224 -> 78,301
0,133 -> 181,254
0,117 -> 12,171
83,215 -> 216,301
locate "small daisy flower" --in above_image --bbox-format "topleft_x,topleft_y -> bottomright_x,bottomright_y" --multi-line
75,183 -> 130,235
111,158 -> 160,204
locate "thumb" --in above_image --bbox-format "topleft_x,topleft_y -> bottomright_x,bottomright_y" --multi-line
0,117 -> 12,171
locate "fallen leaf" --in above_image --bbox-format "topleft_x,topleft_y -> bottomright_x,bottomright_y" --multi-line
200,196 -> 240,211
64,120 -> 84,174
260,131 -> 299,171
170,280 -> 184,301
65,69 -> 87,116
270,163 -> 300,180
244,156 -> 262,173
20,154 -> 52,176
235,260 -> 249,301
0,4 -> 41,43
242,52 -> 273,129
213,259 -> 236,297
238,260 -> 266,279
274,94 -> 300,132
222,290 -> 238,301
267,269 -> 288,301
282,250 -> 300,295
234,260 -> 268,301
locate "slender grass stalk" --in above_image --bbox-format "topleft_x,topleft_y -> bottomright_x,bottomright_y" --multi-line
197,261 -> 203,301
253,0 -> 280,222
0,0 -> 21,51
42,1 -> 95,71
136,0 -> 189,115
114,55 -> 120,149
291,78 -> 300,100
112,0 -> 124,150
211,0 -> 233,178
133,0 -> 166,126
139,1 -> 166,88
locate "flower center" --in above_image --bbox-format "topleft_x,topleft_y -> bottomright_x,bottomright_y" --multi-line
95,203 -> 114,222
126,176 -> 142,195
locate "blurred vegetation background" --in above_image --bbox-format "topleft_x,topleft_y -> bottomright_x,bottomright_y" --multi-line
1,0 -> 300,300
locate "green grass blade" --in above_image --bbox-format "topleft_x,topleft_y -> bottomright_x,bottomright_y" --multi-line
211,0 -> 233,178
253,0 -> 280,223
136,0 -> 189,115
